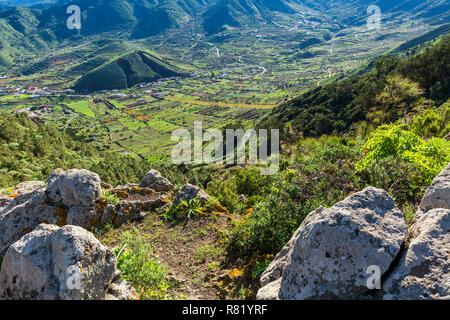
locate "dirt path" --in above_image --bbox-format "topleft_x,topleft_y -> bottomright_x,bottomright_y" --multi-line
98,187 -> 239,299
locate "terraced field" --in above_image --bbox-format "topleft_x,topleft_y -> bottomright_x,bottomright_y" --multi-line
0,14 -> 446,163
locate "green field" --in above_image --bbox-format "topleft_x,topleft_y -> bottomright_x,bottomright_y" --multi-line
67,100 -> 95,117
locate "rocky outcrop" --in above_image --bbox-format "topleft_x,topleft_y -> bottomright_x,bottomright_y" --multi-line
0,181 -> 45,211
257,187 -> 407,300
175,183 -> 210,205
382,208 -> 450,299
0,169 -> 176,254
416,163 -> 450,220
258,162 -> 450,300
4,181 -> 45,197
259,207 -> 325,288
100,198 -> 170,227
46,169 -> 102,207
379,163 -> 450,300
106,270 -> 139,300
66,206 -> 102,230
0,224 -> 116,300
0,194 -> 9,212
256,278 -> 282,300
139,169 -> 174,191
0,169 -> 103,254
102,183 -> 172,227
0,168 -> 176,300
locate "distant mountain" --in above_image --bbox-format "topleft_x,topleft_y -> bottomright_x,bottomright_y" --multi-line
0,0 -> 60,7
131,0 -> 207,38
74,50 -> 187,90
202,0 -> 296,34
297,0 -> 450,26
0,6 -> 58,67
0,0 -> 449,68
0,0 -> 448,40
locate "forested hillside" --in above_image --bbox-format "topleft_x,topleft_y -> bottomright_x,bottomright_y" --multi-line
0,112 -> 149,187
258,34 -> 450,140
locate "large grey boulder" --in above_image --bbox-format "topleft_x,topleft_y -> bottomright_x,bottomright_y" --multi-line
0,193 -> 9,212
46,169 -> 102,207
66,206 -> 101,230
139,169 -> 173,191
416,163 -> 450,220
382,208 -> 450,300
260,207 -> 326,288
175,183 -> 210,205
0,187 -> 55,254
0,169 -> 103,254
106,271 -> 139,300
256,278 -> 282,300
257,187 -> 407,300
0,181 -> 45,211
0,224 -> 116,300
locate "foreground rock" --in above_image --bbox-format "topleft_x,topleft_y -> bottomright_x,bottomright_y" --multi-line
106,271 -> 139,300
257,187 -> 407,300
139,169 -> 174,191
416,163 -> 450,220
382,208 -> 450,300
259,207 -> 325,288
0,169 -> 103,254
0,181 -> 45,211
46,169 -> 102,207
3,181 -> 45,197
175,183 -> 210,204
0,224 -> 116,300
0,169 -> 177,254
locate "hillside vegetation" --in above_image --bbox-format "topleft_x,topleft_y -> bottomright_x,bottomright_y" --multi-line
258,34 -> 450,140
0,112 -> 149,187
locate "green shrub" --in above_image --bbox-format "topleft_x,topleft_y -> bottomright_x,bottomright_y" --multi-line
252,259 -> 271,279
206,180 -> 240,212
113,228 -> 171,300
369,75 -> 423,124
102,190 -> 119,205
165,198 -> 204,221
234,169 -> 271,197
229,165 -> 354,255
356,124 -> 450,185
410,104 -> 449,138
0,112 -> 149,188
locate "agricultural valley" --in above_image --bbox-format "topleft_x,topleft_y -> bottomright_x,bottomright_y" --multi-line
0,0 -> 449,302
1,1 -> 448,160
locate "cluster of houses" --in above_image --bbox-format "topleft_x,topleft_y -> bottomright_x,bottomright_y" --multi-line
143,90 -> 165,98
0,85 -> 75,97
138,76 -> 183,89
11,105 -> 55,120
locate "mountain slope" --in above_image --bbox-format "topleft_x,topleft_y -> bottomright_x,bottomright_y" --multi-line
202,0 -> 296,34
299,0 -> 450,26
256,33 -> 450,139
131,0 -> 207,38
74,50 -> 187,90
